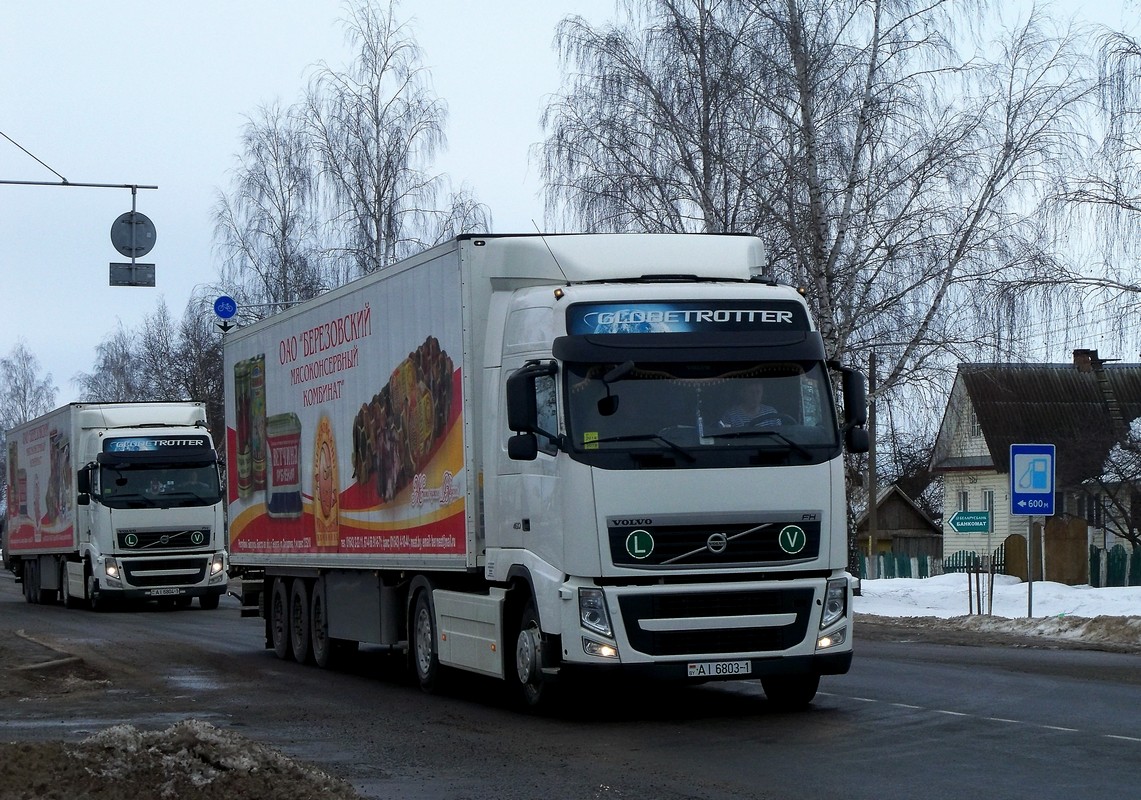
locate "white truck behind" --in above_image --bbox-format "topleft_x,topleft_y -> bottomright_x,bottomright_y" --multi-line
226,233 -> 868,708
5,402 -> 228,609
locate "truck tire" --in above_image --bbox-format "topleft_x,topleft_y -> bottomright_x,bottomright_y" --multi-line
60,560 -> 74,609
289,579 -> 313,664
269,578 -> 293,660
23,561 -> 37,604
310,579 -> 338,669
513,601 -> 554,710
760,673 -> 820,710
87,574 -> 105,612
412,590 -> 446,692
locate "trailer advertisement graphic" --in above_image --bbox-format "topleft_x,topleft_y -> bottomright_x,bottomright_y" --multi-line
6,414 -> 75,552
225,258 -> 467,557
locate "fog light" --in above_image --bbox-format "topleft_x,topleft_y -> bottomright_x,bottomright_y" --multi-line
583,638 -> 619,658
105,578 -> 123,589
817,627 -> 846,650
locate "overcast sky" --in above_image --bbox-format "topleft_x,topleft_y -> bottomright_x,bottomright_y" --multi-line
0,1 -> 1134,406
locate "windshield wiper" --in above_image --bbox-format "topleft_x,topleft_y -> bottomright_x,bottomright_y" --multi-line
706,429 -> 812,458
593,433 -> 697,462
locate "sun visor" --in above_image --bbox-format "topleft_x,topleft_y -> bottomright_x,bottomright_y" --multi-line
552,331 -> 826,363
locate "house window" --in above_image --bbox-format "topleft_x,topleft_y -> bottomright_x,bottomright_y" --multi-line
970,411 -> 982,438
958,490 -> 969,512
983,489 -> 995,532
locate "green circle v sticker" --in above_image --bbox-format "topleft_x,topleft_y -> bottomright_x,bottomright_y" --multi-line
626,530 -> 655,559
778,525 -> 807,554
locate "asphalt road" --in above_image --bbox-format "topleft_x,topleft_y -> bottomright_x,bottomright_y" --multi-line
3,571 -> 1140,800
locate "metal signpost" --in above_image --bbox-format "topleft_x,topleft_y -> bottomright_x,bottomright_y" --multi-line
1009,443 -> 1056,617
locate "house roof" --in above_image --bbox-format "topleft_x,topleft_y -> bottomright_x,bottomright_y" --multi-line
931,357 -> 1141,488
854,484 -> 941,534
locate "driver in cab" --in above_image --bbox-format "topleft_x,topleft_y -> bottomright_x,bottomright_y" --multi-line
719,382 -> 782,429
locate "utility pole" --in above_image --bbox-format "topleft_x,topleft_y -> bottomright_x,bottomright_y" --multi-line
867,351 -> 877,580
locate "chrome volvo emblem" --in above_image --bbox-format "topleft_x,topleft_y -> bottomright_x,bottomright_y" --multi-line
706,532 -> 728,554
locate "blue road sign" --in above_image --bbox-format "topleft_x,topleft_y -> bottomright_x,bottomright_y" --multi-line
1010,443 -> 1055,516
214,295 -> 237,320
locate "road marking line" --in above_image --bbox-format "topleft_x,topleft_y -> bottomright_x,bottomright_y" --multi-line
1040,725 -> 1079,732
1104,735 -> 1141,743
984,717 -> 1022,724
933,710 -> 968,716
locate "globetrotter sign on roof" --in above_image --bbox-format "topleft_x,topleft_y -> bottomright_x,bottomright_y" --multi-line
567,300 -> 810,334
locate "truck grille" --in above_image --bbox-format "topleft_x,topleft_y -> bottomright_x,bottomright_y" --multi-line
117,528 -> 212,552
617,588 -> 814,656
121,557 -> 209,587
608,519 -> 821,568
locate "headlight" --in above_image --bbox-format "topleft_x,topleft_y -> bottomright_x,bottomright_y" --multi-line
819,578 -> 848,630
209,553 -> 226,576
579,587 -> 612,637
104,558 -> 120,580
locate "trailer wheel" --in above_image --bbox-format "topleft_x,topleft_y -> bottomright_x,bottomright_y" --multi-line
513,601 -> 554,710
760,673 -> 820,710
269,578 -> 293,660
310,580 -> 344,669
290,579 -> 313,664
412,590 -> 445,692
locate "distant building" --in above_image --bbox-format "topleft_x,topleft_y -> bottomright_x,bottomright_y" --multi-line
930,350 -> 1141,583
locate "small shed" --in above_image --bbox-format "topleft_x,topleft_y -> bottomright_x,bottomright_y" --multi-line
856,485 -> 942,559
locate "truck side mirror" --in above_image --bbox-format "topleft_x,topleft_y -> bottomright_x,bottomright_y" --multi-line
830,364 -> 869,454
77,465 -> 92,506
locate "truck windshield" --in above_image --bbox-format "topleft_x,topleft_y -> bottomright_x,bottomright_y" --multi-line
562,360 -> 840,468
98,463 -> 222,509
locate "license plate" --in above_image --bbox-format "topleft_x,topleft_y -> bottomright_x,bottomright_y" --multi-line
687,660 -> 751,678
147,588 -> 182,596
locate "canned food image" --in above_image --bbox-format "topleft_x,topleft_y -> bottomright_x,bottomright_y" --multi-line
234,360 -> 252,498
250,354 -> 267,492
266,413 -> 302,519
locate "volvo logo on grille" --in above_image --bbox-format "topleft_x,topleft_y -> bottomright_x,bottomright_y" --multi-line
706,532 -> 728,554
160,534 -> 171,545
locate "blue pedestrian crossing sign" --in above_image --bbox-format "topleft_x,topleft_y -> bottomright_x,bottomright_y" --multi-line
1010,443 -> 1055,516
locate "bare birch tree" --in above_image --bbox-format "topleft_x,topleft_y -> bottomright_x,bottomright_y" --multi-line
214,102 -> 327,321
304,0 -> 489,275
542,0 -> 1093,405
0,340 -> 58,511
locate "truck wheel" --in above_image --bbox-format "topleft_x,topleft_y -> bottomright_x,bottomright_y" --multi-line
23,561 -> 37,604
87,574 -> 105,612
60,560 -> 74,609
290,579 -> 313,664
412,590 -> 445,692
760,674 -> 820,710
270,578 -> 293,660
514,601 -> 554,710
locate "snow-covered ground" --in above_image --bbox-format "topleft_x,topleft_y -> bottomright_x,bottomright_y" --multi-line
857,573 -> 1141,649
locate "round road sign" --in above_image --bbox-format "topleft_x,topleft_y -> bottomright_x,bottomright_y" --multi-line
214,295 -> 238,319
110,211 -> 157,258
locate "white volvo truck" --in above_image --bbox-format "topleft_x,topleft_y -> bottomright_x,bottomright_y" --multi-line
225,233 -> 868,708
5,402 -> 228,609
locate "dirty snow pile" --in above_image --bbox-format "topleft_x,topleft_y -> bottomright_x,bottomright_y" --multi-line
857,573 -> 1141,648
55,719 -> 362,800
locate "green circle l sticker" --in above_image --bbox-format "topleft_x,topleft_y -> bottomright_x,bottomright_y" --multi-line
626,530 -> 655,559
778,525 -> 807,554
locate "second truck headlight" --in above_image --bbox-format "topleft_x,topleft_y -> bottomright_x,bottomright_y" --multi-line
579,587 -> 613,637
820,578 -> 848,629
